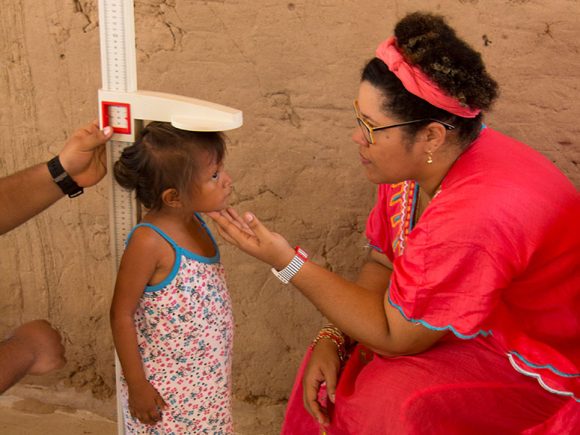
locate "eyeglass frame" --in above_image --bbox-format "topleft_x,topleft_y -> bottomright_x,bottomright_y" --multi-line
353,100 -> 456,144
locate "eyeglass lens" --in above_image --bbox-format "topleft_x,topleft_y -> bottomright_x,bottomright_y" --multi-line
356,118 -> 372,143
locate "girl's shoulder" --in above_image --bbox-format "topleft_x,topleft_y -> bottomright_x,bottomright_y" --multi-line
126,222 -> 176,252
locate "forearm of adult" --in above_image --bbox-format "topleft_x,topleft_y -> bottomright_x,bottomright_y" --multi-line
209,209 -> 445,356
0,163 -> 63,235
0,337 -> 35,394
291,259 -> 394,353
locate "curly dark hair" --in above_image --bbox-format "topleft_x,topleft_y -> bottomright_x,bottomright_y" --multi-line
362,12 -> 499,146
113,121 -> 226,210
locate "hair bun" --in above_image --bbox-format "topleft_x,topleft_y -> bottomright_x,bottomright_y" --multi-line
113,146 -> 142,191
395,12 -> 498,110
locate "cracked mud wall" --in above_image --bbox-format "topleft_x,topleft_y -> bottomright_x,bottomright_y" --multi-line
1,0 -> 579,428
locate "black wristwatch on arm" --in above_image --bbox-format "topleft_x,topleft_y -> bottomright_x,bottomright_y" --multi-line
47,156 -> 84,198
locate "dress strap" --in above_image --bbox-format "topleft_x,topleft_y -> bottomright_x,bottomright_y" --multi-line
126,223 -> 179,249
194,212 -> 209,229
194,212 -> 220,253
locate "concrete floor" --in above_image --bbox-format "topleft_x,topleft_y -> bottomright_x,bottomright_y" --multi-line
0,391 -> 285,435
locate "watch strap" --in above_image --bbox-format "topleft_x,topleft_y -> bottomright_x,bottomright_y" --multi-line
47,156 -> 84,198
271,246 -> 308,284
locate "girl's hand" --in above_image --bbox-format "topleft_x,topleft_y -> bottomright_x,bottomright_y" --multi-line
303,339 -> 341,426
127,380 -> 167,425
207,208 -> 295,270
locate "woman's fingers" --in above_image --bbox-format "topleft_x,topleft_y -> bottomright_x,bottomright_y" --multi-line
303,379 -> 329,426
323,365 -> 338,404
208,210 -> 259,246
220,208 -> 254,236
215,225 -> 238,245
225,207 -> 254,235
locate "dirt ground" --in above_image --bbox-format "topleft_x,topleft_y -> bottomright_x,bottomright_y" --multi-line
1,0 -> 579,432
0,390 -> 285,435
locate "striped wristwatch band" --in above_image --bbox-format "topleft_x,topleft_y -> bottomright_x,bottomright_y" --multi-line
271,246 -> 308,284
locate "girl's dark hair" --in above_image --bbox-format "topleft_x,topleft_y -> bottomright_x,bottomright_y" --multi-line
362,12 -> 499,146
113,121 -> 226,210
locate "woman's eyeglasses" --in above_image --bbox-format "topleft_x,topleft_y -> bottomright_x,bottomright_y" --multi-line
353,100 -> 455,144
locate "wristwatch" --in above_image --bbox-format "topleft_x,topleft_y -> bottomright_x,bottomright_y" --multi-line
271,246 -> 309,284
47,156 -> 84,198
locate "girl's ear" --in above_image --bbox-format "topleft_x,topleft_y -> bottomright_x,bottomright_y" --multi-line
161,188 -> 182,208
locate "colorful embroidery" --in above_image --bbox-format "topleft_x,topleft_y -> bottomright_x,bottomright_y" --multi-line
389,181 -> 419,257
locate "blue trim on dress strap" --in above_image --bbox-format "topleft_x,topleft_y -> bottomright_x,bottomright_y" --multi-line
194,212 -> 221,262
144,249 -> 182,293
509,351 -> 580,377
387,291 -> 492,339
128,218 -> 220,293
126,223 -> 182,293
127,223 -> 179,249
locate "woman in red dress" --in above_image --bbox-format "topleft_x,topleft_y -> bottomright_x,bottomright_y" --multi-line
210,12 -> 579,434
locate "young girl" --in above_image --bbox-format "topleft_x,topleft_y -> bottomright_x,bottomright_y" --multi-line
110,121 -> 234,434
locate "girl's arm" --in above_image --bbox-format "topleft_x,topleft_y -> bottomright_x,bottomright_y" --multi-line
209,209 -> 446,356
110,228 -> 167,424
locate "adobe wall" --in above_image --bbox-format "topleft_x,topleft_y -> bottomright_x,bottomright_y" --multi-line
1,0 -> 578,431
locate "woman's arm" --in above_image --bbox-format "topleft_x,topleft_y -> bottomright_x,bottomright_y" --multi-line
209,209 -> 445,356
295,251 -> 445,355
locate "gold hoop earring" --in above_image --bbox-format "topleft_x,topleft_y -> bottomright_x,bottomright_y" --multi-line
427,152 -> 433,164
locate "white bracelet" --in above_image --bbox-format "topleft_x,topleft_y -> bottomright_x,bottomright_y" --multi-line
271,246 -> 309,284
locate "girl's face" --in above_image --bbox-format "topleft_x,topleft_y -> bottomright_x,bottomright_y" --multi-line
188,154 -> 233,212
352,81 -> 426,184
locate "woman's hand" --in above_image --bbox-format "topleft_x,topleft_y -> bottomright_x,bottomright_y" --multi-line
127,380 -> 167,425
303,339 -> 341,426
207,208 -> 295,269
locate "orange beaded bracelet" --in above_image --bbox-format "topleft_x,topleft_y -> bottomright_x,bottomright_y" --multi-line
311,325 -> 348,362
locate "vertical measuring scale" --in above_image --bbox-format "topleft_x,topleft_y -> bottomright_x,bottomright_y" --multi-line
99,2 -> 138,433
97,1 -> 242,432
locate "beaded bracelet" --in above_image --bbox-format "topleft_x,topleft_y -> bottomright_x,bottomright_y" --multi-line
311,324 -> 349,362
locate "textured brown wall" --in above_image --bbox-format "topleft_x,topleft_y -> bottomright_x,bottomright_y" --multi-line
1,0 -> 579,430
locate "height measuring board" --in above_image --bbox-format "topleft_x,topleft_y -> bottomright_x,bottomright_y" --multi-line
97,1 -> 243,432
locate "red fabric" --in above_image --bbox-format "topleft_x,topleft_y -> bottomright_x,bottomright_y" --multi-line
384,128 -> 580,400
282,337 -> 576,434
283,128 -> 580,433
375,36 -> 481,118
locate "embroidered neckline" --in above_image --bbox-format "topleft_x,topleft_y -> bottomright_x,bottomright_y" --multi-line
389,181 -> 419,256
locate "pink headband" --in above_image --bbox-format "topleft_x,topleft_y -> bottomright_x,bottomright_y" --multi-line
375,36 -> 481,118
